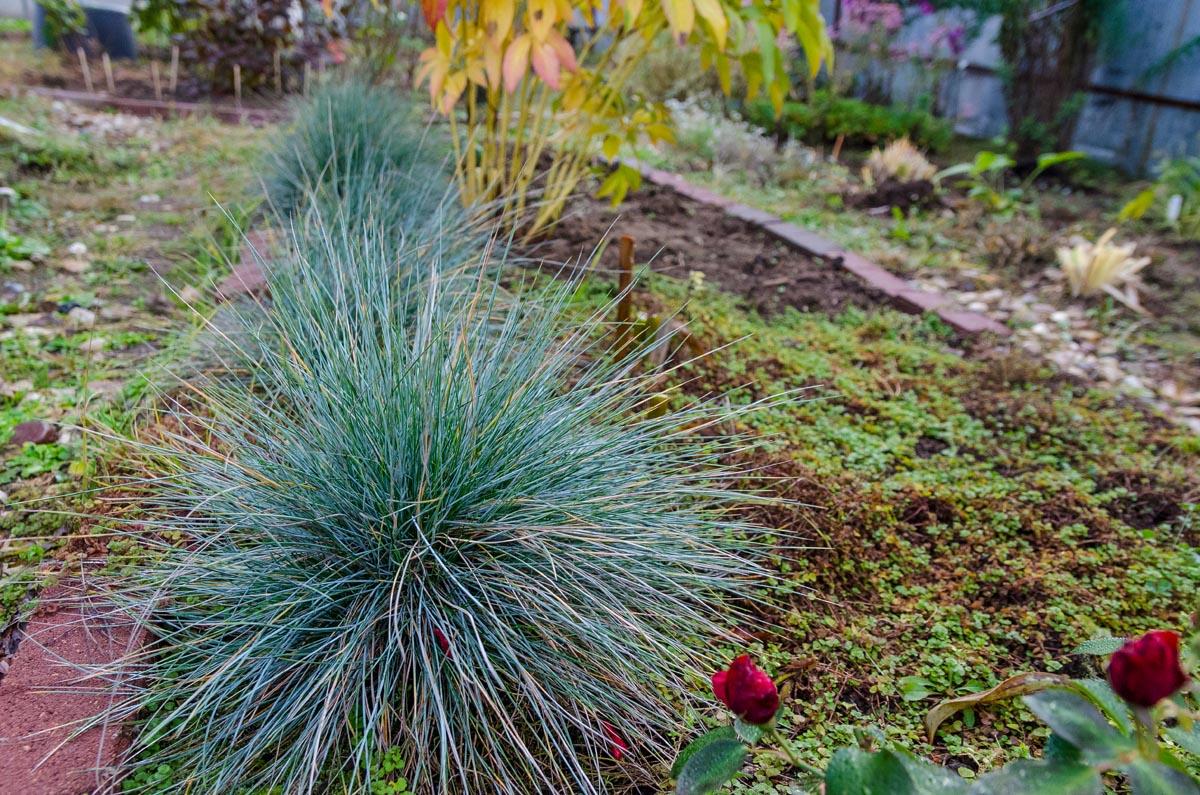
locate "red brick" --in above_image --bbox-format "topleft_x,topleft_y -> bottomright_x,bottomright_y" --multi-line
833,250 -> 909,296
763,221 -> 841,258
894,288 -> 949,313
936,308 -> 1011,336
725,203 -> 780,227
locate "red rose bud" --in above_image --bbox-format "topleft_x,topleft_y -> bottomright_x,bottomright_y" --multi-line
711,655 -> 780,726
433,627 -> 451,658
601,720 -> 628,760
1107,630 -> 1188,707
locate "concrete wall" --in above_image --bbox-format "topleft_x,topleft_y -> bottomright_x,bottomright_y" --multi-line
0,0 -> 34,18
819,0 -> 1200,175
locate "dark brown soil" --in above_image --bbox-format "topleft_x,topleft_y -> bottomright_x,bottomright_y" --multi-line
846,178 -> 939,212
523,183 -> 884,317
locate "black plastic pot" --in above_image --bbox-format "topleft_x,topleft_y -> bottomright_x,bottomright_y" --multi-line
33,5 -> 137,59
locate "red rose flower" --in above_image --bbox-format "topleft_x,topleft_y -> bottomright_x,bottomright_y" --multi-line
601,720 -> 628,760
1107,630 -> 1188,707
433,627 -> 451,658
711,655 -> 780,725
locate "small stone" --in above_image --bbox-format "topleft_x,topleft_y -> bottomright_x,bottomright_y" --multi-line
1097,358 -> 1123,383
1050,310 -> 1071,325
58,257 -> 89,274
66,242 -> 88,256
138,193 -> 160,205
99,304 -> 134,321
8,260 -> 32,272
8,420 -> 59,446
178,285 -> 202,304
2,281 -> 25,297
116,213 -> 136,224
1121,374 -> 1150,395
78,337 -> 107,353
66,306 -> 97,327
967,301 -> 988,312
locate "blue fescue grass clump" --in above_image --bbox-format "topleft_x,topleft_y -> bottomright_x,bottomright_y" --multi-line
262,78 -> 449,221
94,208 -> 794,793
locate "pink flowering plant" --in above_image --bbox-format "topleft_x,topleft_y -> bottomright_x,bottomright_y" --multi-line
673,623 -> 1200,794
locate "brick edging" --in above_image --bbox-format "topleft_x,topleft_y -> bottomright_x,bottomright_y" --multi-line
630,162 -> 1010,337
21,86 -> 286,126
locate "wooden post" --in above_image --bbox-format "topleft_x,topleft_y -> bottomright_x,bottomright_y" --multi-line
233,64 -> 242,108
77,47 -> 94,94
101,52 -> 115,94
617,235 -> 635,324
169,45 -> 180,95
150,61 -> 162,101
274,46 -> 282,94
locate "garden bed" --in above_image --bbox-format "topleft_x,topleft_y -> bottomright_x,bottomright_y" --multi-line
533,182 -> 885,317
1,84 -> 1197,792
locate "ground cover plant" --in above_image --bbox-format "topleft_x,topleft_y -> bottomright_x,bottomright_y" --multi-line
0,87 -> 264,626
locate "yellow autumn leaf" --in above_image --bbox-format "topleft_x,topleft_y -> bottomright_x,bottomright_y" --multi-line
481,0 -> 515,42
441,71 -> 467,114
483,40 -> 503,88
527,0 -> 557,42
660,0 -> 695,41
622,0 -> 644,28
692,0 -> 726,50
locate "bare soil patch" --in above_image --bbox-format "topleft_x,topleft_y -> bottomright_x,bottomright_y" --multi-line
524,183 -> 886,317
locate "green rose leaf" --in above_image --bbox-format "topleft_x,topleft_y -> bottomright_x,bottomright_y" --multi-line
1167,724 -> 1200,758
671,726 -> 738,778
971,758 -> 1101,795
1070,637 -> 1127,656
825,747 -> 968,795
1023,690 -> 1134,766
732,718 -> 766,745
1123,759 -> 1200,795
1071,678 -> 1134,735
674,735 -> 747,795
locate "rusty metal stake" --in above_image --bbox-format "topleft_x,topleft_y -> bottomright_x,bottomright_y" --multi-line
617,234 -> 635,324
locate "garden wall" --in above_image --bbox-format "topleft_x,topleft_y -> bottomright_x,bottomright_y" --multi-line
822,0 -> 1200,175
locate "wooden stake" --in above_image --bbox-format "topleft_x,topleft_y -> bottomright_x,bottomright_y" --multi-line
77,47 -> 94,94
150,61 -> 162,101
617,235 -> 635,324
101,52 -> 115,94
831,132 -> 845,163
233,64 -> 242,108
274,46 -> 282,94
169,45 -> 179,95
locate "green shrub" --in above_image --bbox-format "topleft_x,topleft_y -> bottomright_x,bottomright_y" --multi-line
744,90 -> 953,152
93,204 -> 789,792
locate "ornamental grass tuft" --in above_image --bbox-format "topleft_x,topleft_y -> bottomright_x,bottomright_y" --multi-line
262,77 -> 449,222
92,208 -> 794,792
